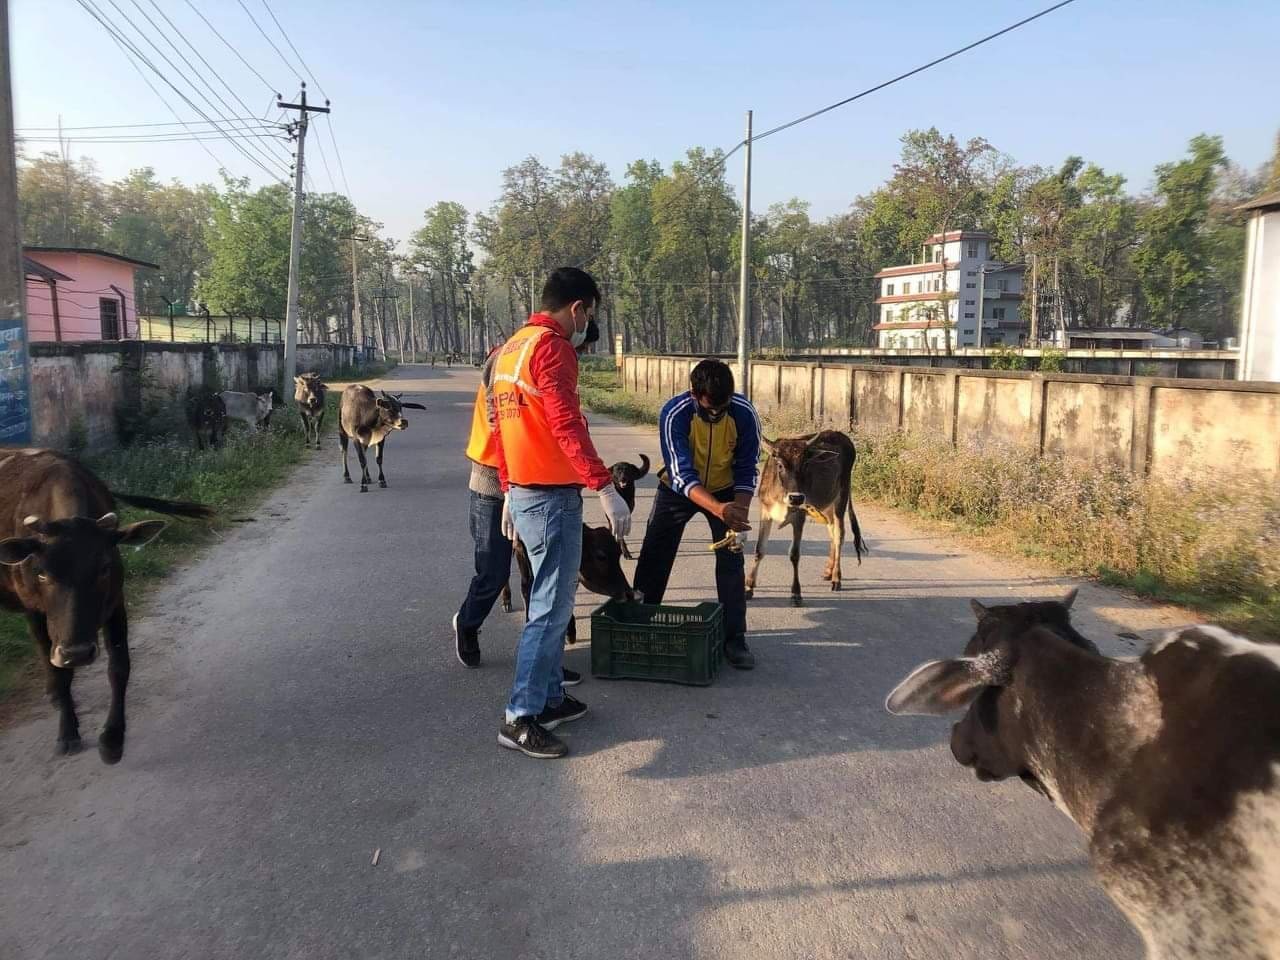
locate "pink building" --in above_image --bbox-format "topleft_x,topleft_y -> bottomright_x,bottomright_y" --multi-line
22,247 -> 158,343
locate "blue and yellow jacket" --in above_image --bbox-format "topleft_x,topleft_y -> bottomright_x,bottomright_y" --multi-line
657,392 -> 762,497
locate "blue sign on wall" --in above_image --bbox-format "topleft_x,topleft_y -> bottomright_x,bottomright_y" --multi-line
0,316 -> 31,444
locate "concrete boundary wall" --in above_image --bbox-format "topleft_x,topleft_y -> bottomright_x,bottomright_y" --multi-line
25,340 -> 355,451
622,355 -> 1280,480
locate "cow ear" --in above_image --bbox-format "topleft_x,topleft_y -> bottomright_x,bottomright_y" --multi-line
970,599 -> 988,620
1061,587 -> 1078,610
0,537 -> 42,565
375,398 -> 390,409
885,653 -> 1010,716
115,520 -> 167,548
761,437 -> 776,455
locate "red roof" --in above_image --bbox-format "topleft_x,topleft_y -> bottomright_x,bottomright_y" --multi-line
874,261 -> 957,279
873,320 -> 956,331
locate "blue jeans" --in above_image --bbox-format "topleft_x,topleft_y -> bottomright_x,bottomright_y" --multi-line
457,491 -> 513,632
505,486 -> 583,721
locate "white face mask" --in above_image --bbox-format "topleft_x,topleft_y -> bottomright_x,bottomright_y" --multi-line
569,306 -> 591,349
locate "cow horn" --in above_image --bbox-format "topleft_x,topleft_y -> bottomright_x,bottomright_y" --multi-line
97,512 -> 119,531
23,515 -> 50,535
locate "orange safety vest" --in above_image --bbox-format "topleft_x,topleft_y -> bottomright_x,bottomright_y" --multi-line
464,383 -> 501,468
491,324 -> 581,486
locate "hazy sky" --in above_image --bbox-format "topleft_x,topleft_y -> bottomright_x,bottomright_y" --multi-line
11,0 -> 1280,246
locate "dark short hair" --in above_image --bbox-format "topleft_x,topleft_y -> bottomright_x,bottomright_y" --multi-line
541,267 -> 601,312
690,358 -> 734,406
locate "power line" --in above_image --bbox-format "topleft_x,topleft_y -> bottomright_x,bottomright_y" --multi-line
184,0 -> 278,97
323,117 -> 353,201
141,0 -> 295,168
78,0 -> 232,175
751,0 -> 1079,144
19,133 -> 289,145
76,0 -> 288,183
17,118 -> 275,132
259,0 -> 328,100
116,0 -> 292,176
235,0 -> 301,82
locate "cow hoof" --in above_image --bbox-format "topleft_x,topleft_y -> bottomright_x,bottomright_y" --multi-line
379,480 -> 388,488
831,582 -> 842,592
359,486 -> 368,493
98,730 -> 124,765
822,572 -> 833,581
343,476 -> 353,484
501,599 -> 513,613
744,586 -> 755,600
55,736 -> 83,756
791,595 -> 803,607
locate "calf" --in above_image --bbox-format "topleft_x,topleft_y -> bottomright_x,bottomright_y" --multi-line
513,525 -> 632,644
886,595 -> 1280,959
338,386 -> 425,492
0,449 -> 213,762
220,389 -> 274,433
745,430 -> 867,606
609,454 -> 649,559
294,373 -> 327,450
185,389 -> 226,450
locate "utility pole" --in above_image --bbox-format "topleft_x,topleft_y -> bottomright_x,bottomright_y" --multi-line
462,284 -> 474,363
277,83 -> 330,381
0,0 -> 32,445
737,109 -> 752,398
1029,254 -> 1039,345
345,233 -> 369,355
975,265 -> 986,350
406,274 -> 415,362
778,283 -> 785,356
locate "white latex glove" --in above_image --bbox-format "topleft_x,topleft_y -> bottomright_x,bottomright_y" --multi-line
500,494 -> 517,542
597,484 -> 632,540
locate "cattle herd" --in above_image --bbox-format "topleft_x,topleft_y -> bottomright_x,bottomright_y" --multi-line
2,371 -> 1278,958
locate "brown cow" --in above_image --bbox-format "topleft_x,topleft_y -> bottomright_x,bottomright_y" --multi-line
294,373 -> 327,450
886,596 -> 1280,959
0,450 -> 213,762
745,430 -> 867,606
338,386 -> 425,492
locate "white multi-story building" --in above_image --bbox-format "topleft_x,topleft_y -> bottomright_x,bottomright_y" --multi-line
873,231 -> 1026,349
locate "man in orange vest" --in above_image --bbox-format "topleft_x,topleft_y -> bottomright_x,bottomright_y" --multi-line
489,267 -> 631,759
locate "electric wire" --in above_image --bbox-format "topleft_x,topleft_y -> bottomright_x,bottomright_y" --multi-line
76,0 -> 287,183
115,0 -> 291,175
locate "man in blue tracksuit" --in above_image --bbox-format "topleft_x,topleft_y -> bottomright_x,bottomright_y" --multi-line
633,358 -> 761,669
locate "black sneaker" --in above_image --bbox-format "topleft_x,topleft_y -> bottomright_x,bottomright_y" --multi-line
561,667 -> 582,687
453,613 -> 481,668
498,717 -> 567,759
724,637 -> 755,670
537,693 -> 588,730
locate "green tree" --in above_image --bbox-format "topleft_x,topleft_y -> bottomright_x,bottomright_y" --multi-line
16,151 -> 109,248
1133,135 -> 1228,330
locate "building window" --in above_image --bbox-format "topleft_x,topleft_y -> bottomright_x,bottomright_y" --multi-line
993,307 -> 1006,321
966,242 -> 978,258
995,278 -> 1007,292
885,282 -> 895,296
963,329 -> 974,336
964,312 -> 975,319
933,248 -> 942,263
965,299 -> 975,306
966,270 -> 977,277
99,298 -> 121,341
965,282 -> 976,289
884,309 -> 894,323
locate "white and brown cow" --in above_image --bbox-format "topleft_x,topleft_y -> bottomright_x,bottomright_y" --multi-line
886,593 -> 1280,959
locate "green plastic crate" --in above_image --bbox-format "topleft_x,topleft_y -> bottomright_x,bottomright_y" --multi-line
590,600 -> 724,685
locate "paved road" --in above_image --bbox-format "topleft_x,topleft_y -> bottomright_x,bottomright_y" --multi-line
0,365 -> 1195,960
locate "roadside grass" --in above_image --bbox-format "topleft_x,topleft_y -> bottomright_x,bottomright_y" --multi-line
581,371 -> 1280,643
0,392 -> 341,699
324,360 -> 397,383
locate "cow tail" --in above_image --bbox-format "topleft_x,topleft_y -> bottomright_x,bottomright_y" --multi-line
848,499 -> 867,564
111,492 -> 215,520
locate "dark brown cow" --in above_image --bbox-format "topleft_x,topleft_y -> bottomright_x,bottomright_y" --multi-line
184,389 -> 226,450
513,525 -> 632,644
294,373 -> 327,450
745,430 -> 867,606
0,450 -> 213,762
886,596 -> 1280,959
338,386 -> 425,492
